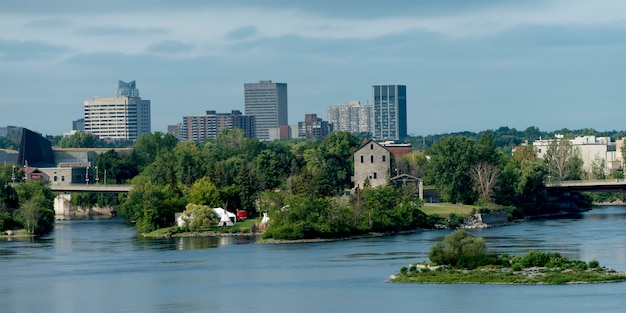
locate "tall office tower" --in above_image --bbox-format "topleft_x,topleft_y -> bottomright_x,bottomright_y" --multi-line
72,118 -> 85,132
84,80 -> 151,141
327,100 -> 373,134
372,85 -> 407,141
179,110 -> 255,142
244,80 -> 288,141
297,114 -> 332,140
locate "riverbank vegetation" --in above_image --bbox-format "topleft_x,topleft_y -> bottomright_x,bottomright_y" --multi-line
2,125 -> 610,238
123,129 -> 589,239
390,230 -> 626,284
0,170 -> 55,236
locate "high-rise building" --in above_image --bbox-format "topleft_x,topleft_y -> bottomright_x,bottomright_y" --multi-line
72,118 -> 85,132
327,100 -> 373,134
372,85 -> 407,141
298,114 -> 332,140
84,80 -> 151,141
177,110 -> 255,142
244,80 -> 288,141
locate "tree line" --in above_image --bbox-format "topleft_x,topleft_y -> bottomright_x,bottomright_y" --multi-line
1,126 -> 605,238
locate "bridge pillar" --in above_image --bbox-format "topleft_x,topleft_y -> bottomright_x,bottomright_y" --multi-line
54,194 -> 72,218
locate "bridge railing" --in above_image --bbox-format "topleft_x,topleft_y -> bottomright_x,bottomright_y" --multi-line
49,183 -> 133,193
545,179 -> 626,187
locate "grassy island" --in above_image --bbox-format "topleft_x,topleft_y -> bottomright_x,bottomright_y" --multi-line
390,230 -> 626,285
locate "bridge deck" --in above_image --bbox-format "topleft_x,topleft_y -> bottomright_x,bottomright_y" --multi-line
49,184 -> 133,193
545,179 -> 626,193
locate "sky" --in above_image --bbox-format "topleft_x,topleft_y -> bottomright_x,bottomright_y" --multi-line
1,0 -> 626,137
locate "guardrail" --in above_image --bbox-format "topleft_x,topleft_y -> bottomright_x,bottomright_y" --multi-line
49,184 -> 133,193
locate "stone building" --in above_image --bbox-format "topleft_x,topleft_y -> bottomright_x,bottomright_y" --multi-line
353,140 -> 391,188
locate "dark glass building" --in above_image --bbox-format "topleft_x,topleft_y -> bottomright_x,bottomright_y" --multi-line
372,85 -> 407,141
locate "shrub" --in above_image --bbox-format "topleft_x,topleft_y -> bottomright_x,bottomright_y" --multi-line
428,229 -> 492,269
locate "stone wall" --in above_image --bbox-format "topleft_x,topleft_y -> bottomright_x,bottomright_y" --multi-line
462,212 -> 509,229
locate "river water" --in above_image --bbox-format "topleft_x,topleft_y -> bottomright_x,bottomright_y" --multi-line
2,206 -> 626,313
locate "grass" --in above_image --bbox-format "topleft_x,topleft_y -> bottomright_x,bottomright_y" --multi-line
390,267 -> 626,284
390,250 -> 626,285
421,203 -> 478,218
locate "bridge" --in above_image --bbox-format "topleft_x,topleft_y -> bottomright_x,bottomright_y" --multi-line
545,179 -> 626,193
49,184 -> 133,193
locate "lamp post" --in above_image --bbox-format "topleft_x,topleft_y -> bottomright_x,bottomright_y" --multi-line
95,166 -> 99,184
11,165 -> 15,184
85,166 -> 90,185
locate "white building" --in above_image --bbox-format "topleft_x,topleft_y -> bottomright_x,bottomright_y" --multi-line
327,100 -> 373,134
533,135 -> 621,175
84,80 -> 151,141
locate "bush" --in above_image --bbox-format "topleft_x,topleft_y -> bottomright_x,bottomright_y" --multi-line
428,229 -> 492,269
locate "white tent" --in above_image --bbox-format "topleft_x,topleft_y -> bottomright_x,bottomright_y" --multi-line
213,207 -> 235,227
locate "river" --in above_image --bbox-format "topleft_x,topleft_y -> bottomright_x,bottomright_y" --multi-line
2,206 -> 626,313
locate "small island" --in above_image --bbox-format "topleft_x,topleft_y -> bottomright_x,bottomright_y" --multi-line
390,229 -> 626,285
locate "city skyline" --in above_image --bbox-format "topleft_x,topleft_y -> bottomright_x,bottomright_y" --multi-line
2,1 -> 626,137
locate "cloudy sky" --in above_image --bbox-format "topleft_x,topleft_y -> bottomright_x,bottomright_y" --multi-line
2,0 -> 626,137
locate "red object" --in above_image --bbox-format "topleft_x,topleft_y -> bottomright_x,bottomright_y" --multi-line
236,210 -> 248,221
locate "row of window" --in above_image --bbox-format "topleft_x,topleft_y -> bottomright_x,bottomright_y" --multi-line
359,154 -> 386,163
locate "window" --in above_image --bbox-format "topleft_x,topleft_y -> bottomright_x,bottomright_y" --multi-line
382,155 -> 386,162
371,155 -> 374,163
360,155 -> 364,163
373,172 -> 377,179
370,144 -> 373,149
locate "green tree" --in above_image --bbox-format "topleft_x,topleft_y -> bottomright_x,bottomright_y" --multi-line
180,203 -> 219,230
142,141 -> 208,187
513,145 -> 536,163
397,151 -> 428,178
516,160 -> 548,215
133,132 -> 178,171
205,128 -> 246,161
13,180 -> 55,235
119,181 -> 184,233
255,144 -> 293,190
95,150 -> 138,184
188,176 -> 221,207
57,131 -> 98,148
494,157 -> 521,207
589,156 -> 607,180
542,138 -> 584,181
426,136 -> 477,204
428,229 -> 488,269
524,126 -> 541,142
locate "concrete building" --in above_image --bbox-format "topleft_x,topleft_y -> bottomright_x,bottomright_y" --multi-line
177,110 -> 255,142
298,114 -> 332,140
327,100 -> 373,134
244,80 -> 288,141
533,135 -> 621,176
372,85 -> 407,141
84,80 -> 151,141
167,123 -> 182,140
